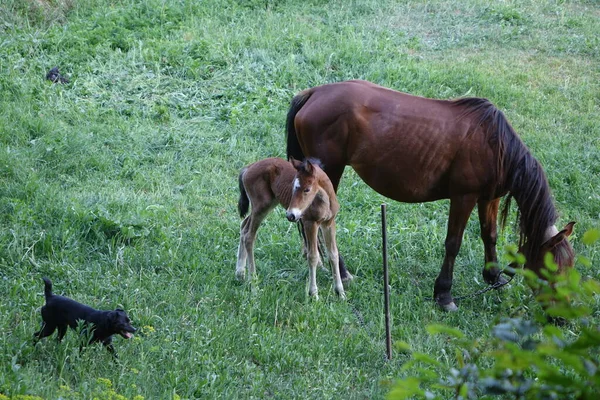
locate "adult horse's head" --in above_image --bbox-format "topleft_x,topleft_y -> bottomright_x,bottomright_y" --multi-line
512,221 -> 576,278
286,158 -> 330,222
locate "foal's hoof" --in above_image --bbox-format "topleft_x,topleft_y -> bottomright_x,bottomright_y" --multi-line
341,272 -> 354,283
441,302 -> 459,312
235,270 -> 246,281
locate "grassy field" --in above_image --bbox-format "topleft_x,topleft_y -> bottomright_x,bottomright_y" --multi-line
0,0 -> 599,398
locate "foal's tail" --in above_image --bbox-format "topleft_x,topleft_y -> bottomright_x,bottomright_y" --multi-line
42,277 -> 53,299
286,89 -> 312,161
238,168 -> 250,218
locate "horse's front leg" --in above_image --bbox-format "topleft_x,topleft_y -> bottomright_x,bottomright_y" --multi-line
434,195 -> 478,311
477,198 -> 507,285
321,220 -> 346,299
321,164 -> 353,282
304,221 -> 320,299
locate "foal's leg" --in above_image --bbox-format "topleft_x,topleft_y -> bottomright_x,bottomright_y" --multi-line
304,221 -> 320,299
243,211 -> 270,279
434,195 -> 478,311
321,220 -> 345,299
237,177 -> 277,280
236,216 -> 251,280
323,165 -> 353,282
477,198 -> 505,284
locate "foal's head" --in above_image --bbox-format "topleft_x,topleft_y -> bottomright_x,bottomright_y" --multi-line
286,158 -> 331,222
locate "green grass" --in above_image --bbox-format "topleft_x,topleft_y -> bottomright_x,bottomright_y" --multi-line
0,0 -> 599,398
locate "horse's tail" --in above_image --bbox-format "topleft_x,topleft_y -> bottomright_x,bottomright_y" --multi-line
286,89 -> 313,161
42,277 -> 53,299
238,168 -> 250,218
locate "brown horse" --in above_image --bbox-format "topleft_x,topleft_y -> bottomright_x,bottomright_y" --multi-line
286,80 -> 575,311
236,157 -> 346,299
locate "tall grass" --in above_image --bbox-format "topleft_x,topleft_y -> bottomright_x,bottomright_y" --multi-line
0,0 -> 598,398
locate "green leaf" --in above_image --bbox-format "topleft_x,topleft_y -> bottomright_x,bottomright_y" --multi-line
387,377 -> 425,400
582,280 -> 600,295
582,229 -> 600,245
568,268 -> 581,288
544,252 -> 558,272
426,324 -> 465,339
413,352 -> 444,368
394,341 -> 412,354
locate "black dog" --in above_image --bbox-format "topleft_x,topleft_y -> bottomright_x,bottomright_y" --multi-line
34,277 -> 136,354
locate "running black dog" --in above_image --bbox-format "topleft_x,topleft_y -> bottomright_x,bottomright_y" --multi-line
34,277 -> 136,354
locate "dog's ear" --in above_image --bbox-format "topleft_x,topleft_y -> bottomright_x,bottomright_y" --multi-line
109,310 -> 122,321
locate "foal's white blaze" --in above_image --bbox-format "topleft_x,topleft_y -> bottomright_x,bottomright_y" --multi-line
293,178 -> 300,192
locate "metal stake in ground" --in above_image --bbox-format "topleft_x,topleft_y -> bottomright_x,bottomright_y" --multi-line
382,204 -> 392,360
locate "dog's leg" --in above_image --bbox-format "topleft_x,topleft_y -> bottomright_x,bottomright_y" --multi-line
56,325 -> 68,342
34,322 -> 56,342
102,337 -> 117,357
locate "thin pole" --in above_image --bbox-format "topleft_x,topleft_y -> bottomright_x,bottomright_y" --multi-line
382,204 -> 392,360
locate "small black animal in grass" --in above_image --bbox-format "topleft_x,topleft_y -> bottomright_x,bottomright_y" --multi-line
46,67 -> 69,84
34,277 -> 136,355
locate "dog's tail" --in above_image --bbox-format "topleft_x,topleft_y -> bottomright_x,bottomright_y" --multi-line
42,277 -> 53,299
238,167 -> 250,218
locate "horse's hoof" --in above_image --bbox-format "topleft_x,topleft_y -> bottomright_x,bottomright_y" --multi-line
337,291 -> 347,300
493,274 -> 510,289
441,302 -> 458,312
341,272 -> 354,283
235,270 -> 245,281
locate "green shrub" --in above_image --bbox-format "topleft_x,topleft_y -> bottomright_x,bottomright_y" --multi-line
389,233 -> 600,399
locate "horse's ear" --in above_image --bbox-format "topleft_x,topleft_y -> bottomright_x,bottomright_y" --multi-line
304,159 -> 314,174
290,158 -> 302,170
563,221 -> 575,237
543,222 -> 575,249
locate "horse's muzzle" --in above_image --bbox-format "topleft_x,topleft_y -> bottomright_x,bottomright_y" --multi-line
286,211 -> 299,222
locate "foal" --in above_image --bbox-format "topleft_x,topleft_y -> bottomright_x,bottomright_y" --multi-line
236,157 -> 345,299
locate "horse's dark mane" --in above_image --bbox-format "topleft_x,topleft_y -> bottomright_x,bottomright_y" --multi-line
453,97 -> 558,262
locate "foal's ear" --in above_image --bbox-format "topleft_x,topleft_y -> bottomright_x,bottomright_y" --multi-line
543,222 -> 575,249
290,157 -> 303,170
304,159 -> 314,174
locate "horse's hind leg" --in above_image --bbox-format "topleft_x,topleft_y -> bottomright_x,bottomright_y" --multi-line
243,210 -> 272,279
477,198 -> 506,285
236,216 -> 251,280
434,195 -> 478,311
